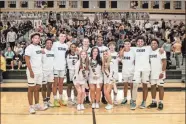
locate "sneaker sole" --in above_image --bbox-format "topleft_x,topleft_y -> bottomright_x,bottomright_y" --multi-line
130,107 -> 136,110
139,106 -> 146,109
30,112 -> 36,114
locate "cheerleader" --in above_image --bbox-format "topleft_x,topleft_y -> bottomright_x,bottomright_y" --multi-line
66,43 -> 79,105
108,41 -> 119,105
73,50 -> 89,111
77,38 -> 91,103
89,47 -> 103,109
102,50 -> 118,110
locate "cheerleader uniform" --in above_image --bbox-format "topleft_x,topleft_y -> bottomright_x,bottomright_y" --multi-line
89,59 -> 103,87
103,60 -> 118,84
73,60 -> 89,86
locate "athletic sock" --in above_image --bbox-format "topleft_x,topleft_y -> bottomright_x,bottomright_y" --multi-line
68,97 -> 72,101
59,94 -> 62,100
54,95 -> 57,100
114,95 -> 117,101
152,99 -> 157,103
159,100 -> 163,103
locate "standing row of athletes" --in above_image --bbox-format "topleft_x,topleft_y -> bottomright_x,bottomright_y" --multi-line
25,32 -> 166,114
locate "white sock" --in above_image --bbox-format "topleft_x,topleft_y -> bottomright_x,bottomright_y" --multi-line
74,97 -> 77,100
132,83 -> 138,101
114,95 -> 117,101
54,95 -> 57,100
68,97 -> 71,101
159,100 -> 163,103
152,99 -> 157,103
124,97 -> 127,100
59,94 -> 62,100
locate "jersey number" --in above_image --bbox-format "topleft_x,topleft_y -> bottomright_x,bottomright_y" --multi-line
72,60 -> 75,65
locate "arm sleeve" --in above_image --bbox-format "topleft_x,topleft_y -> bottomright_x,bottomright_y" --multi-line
25,46 -> 31,56
160,52 -> 167,60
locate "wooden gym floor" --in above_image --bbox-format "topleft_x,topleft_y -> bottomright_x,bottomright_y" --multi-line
0,83 -> 185,124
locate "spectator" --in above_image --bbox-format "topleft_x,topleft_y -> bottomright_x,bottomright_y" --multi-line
181,36 -> 186,65
162,39 -> 172,69
11,52 -> 22,70
4,47 -> 14,64
14,43 -> 23,55
117,34 -> 125,51
172,38 -> 182,68
7,28 -> 17,50
0,50 -> 6,84
144,20 -> 151,32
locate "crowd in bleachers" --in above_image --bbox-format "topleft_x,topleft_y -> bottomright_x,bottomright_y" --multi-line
0,11 -> 185,71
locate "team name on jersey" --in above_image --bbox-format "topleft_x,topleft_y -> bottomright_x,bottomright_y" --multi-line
123,56 -> 131,60
58,47 -> 67,51
46,54 -> 54,57
111,56 -> 117,59
36,50 -> 42,54
150,54 -> 157,58
69,56 -> 78,59
136,49 -> 145,52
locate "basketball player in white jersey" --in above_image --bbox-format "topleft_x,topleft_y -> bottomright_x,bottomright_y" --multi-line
25,32 -> 46,114
148,39 -> 166,110
66,43 -> 78,105
78,38 -> 91,56
77,38 -> 91,103
96,36 -> 108,104
120,40 -> 135,105
130,36 -> 164,110
89,47 -> 103,109
108,41 -> 119,105
52,32 -> 68,107
42,39 -> 55,109
97,36 -> 109,58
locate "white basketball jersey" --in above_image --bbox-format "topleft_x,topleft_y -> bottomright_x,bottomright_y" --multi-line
66,54 -> 79,70
132,46 -> 151,71
122,49 -> 135,77
150,48 -> 166,79
78,46 -> 91,57
42,48 -> 54,71
52,41 -> 68,70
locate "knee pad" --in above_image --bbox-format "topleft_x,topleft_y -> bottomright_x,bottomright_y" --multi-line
133,83 -> 138,89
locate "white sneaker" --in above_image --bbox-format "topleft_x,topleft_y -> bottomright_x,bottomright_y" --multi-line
47,101 -> 54,107
34,104 -> 46,111
29,106 -> 36,114
77,104 -> 81,111
92,103 -> 96,109
68,100 -> 75,105
44,102 -> 48,110
95,103 -> 99,109
80,104 -> 85,110
73,99 -> 77,105
105,104 -> 113,110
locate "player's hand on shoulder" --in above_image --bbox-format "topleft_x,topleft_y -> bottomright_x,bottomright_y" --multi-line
159,48 -> 164,54
41,48 -> 45,54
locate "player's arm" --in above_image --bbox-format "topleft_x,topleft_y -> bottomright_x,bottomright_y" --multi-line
25,55 -> 34,78
25,47 -> 34,78
159,52 -> 167,79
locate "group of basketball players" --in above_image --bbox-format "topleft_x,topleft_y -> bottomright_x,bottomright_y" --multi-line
25,32 -> 166,114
